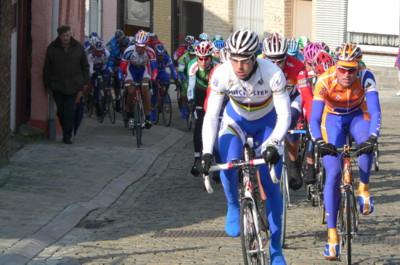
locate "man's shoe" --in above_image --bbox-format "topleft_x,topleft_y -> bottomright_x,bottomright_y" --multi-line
357,183 -> 374,215
225,203 -> 240,237
323,228 -> 340,260
303,163 -> 317,185
270,252 -> 287,265
287,160 -> 303,190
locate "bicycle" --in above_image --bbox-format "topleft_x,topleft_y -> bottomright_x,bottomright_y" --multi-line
335,144 -> 364,265
203,137 -> 281,265
124,81 -> 146,148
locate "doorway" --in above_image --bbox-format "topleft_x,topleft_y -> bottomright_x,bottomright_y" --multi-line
293,0 -> 312,38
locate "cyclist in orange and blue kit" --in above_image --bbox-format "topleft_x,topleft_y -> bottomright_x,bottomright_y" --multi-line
310,43 -> 381,260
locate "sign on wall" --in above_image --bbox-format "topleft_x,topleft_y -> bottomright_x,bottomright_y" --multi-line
126,0 -> 150,27
347,0 -> 400,35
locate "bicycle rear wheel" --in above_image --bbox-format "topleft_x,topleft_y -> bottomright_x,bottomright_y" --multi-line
240,198 -> 268,265
161,93 -> 172,126
134,102 -> 143,148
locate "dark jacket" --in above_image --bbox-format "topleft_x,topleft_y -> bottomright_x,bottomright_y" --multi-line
43,37 -> 89,95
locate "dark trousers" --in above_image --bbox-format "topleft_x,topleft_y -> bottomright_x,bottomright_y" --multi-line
53,91 -> 77,141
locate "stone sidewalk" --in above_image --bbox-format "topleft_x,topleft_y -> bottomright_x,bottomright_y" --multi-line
0,116 -> 184,265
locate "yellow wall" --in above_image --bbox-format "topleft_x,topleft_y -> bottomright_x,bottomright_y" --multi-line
153,0 -> 172,53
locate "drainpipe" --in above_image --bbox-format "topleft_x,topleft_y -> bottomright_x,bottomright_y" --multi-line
48,0 -> 59,140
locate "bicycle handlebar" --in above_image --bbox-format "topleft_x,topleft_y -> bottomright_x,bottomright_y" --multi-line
203,158 -> 279,194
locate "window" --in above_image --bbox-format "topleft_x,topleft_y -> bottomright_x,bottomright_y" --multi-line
234,0 -> 264,36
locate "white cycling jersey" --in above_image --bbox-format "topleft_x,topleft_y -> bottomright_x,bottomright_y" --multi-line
87,49 -> 110,74
121,45 -> 156,67
202,58 -> 291,154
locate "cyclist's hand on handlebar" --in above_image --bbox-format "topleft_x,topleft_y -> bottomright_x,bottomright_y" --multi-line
315,138 -> 337,157
262,145 -> 280,165
357,135 -> 377,155
201,153 -> 213,174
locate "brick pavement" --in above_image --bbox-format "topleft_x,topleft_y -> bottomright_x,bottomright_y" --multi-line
26,94 -> 400,265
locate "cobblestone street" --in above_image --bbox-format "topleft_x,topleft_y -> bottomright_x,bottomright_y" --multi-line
21,94 -> 400,265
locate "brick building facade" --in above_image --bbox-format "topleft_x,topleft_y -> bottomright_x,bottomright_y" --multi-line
0,0 -> 12,163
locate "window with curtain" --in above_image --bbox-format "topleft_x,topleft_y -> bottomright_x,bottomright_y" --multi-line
233,0 -> 264,36
348,33 -> 399,47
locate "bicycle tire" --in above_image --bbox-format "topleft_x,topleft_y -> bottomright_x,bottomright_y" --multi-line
161,93 -> 172,126
240,198 -> 268,265
106,90 -> 116,124
345,189 -> 352,265
280,163 -> 288,248
134,103 -> 142,148
373,149 -> 379,171
316,156 -> 326,224
85,94 -> 94,117
186,111 -> 193,131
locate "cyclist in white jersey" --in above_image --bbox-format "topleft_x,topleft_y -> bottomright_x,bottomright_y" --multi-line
201,29 -> 291,265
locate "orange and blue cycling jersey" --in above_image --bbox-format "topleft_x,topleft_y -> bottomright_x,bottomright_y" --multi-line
310,66 -> 381,141
313,66 -> 368,115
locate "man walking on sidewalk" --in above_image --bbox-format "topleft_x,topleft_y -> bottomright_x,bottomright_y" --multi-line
43,25 -> 89,144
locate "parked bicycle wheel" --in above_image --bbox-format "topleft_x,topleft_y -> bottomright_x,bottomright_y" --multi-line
240,198 -> 268,265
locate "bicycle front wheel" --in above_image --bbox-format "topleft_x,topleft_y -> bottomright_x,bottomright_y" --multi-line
133,102 -> 143,148
340,190 -> 352,265
161,93 -> 172,127
240,198 -> 268,265
280,164 -> 288,248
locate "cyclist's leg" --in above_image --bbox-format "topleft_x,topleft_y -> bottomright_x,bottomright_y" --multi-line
255,110 -> 286,264
286,105 -> 302,190
322,112 -> 346,259
350,113 -> 374,214
141,78 -> 152,124
190,107 -> 204,176
150,79 -> 159,122
218,129 -> 243,237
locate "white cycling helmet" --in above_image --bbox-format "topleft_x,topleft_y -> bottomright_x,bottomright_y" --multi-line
226,29 -> 259,57
262,33 -> 288,59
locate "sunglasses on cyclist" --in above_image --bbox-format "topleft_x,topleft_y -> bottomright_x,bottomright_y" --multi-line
198,56 -> 211,62
336,66 -> 357,74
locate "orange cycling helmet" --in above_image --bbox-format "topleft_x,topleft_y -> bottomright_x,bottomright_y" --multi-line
337,43 -> 362,67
